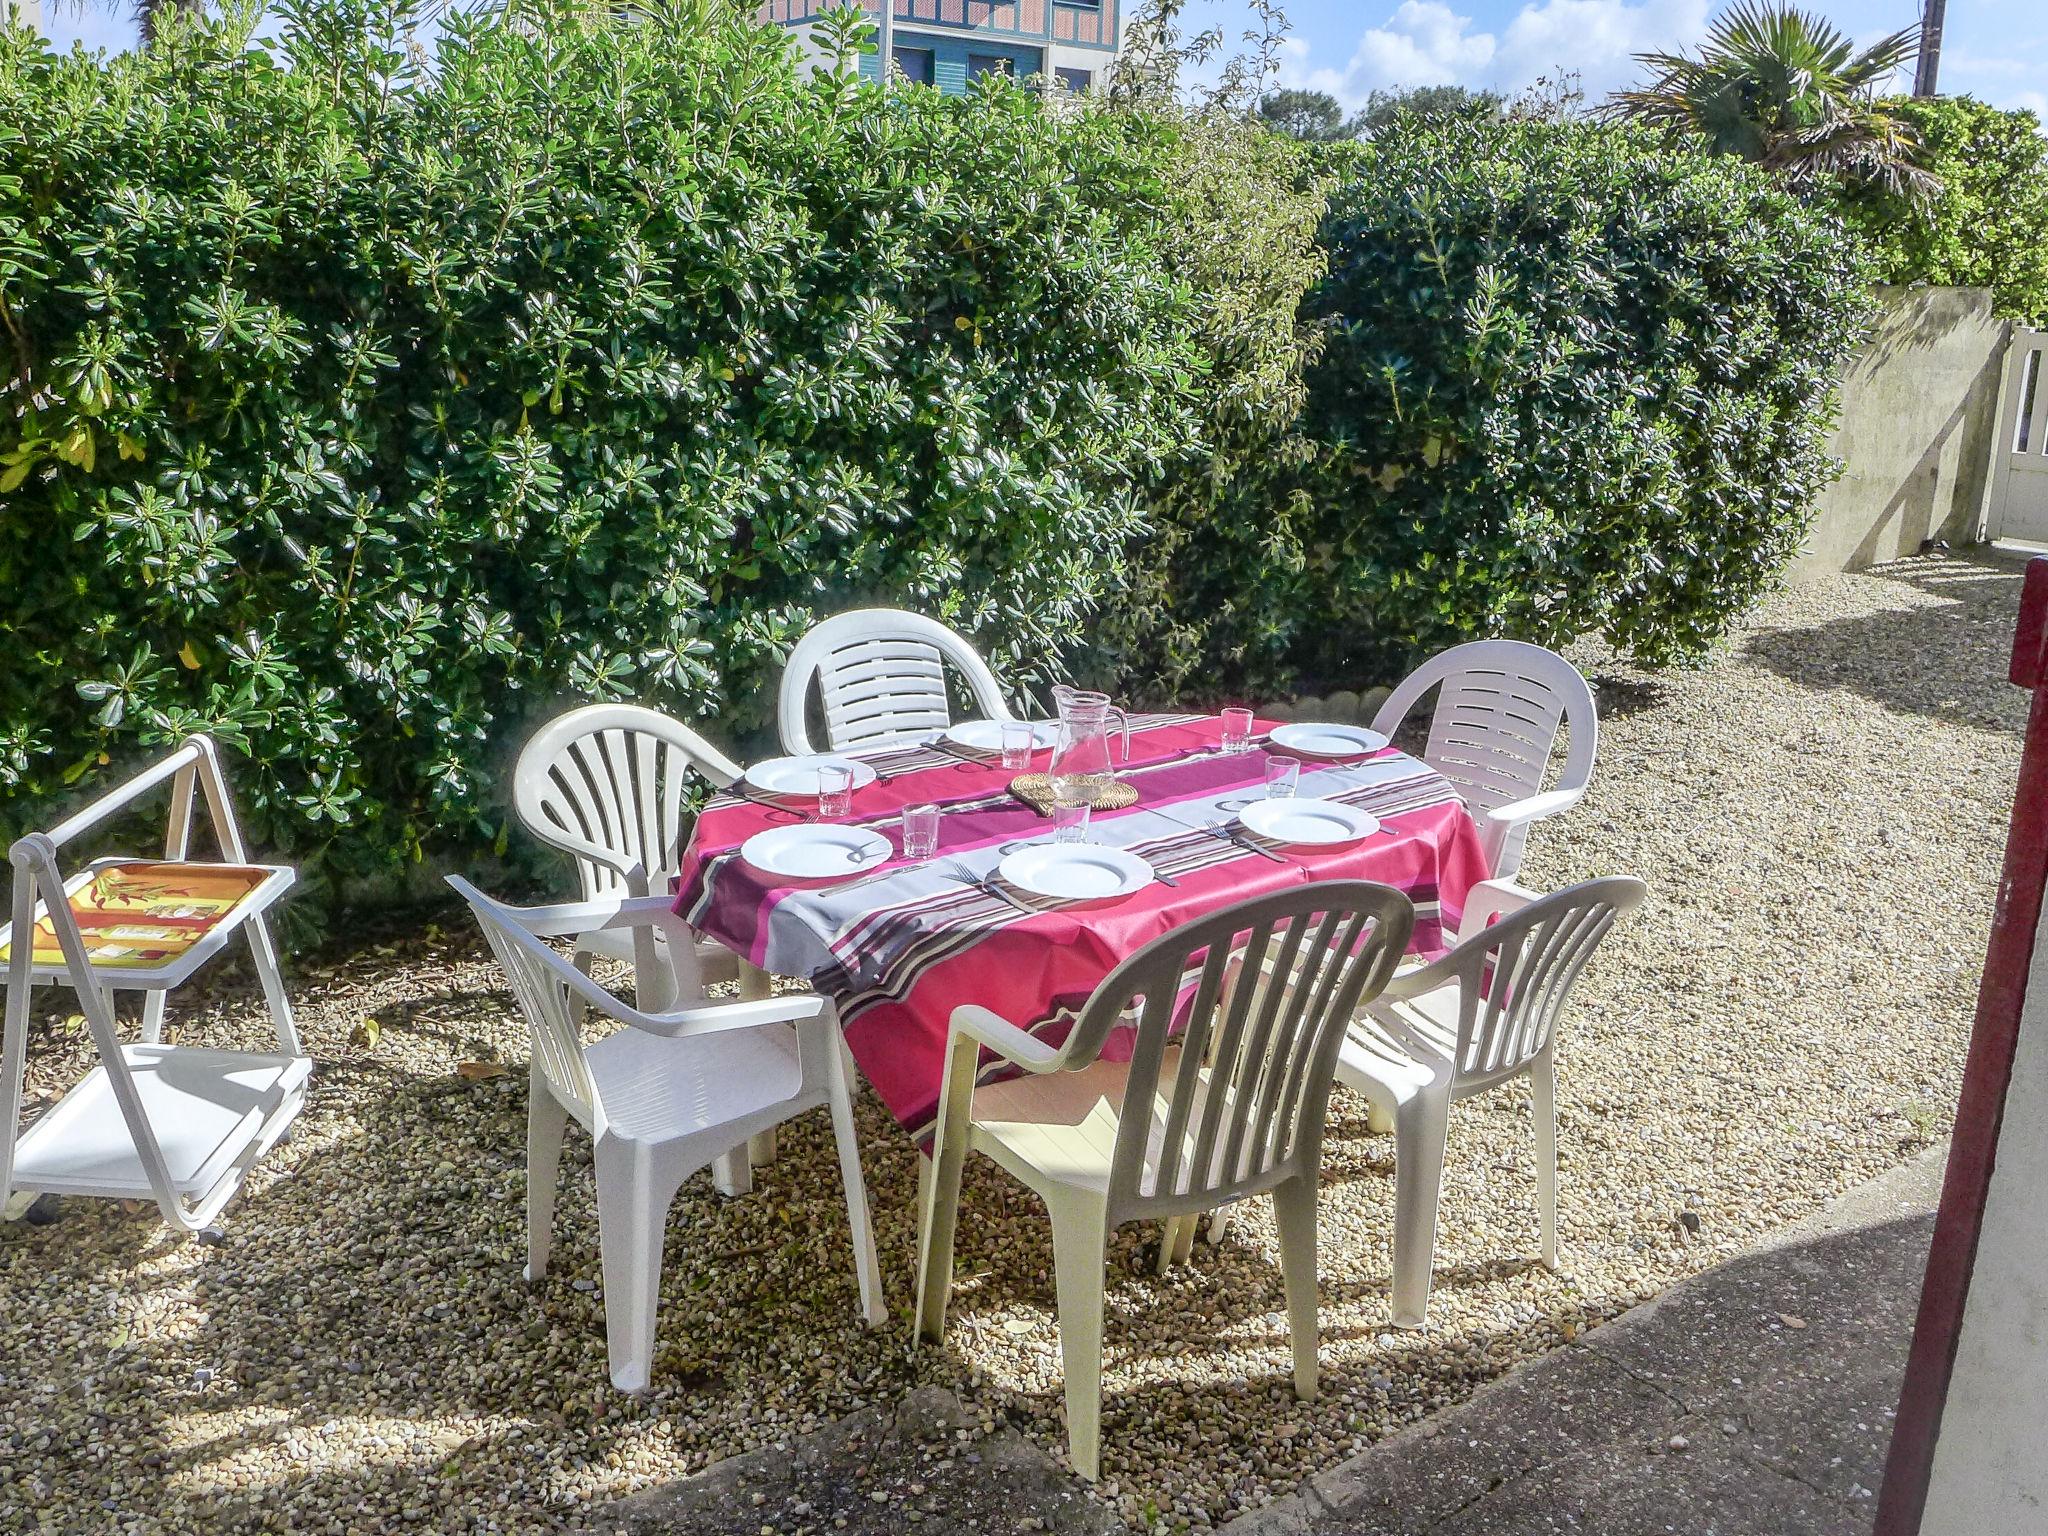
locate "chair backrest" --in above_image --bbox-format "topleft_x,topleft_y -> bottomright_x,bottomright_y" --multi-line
513,704 -> 742,902
1067,882 -> 1414,1219
1371,640 -> 1597,876
1434,875 -> 1645,1089
449,876 -> 603,1130
777,608 -> 1013,756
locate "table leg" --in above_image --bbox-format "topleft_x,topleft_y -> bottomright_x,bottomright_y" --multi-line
741,961 -> 778,1170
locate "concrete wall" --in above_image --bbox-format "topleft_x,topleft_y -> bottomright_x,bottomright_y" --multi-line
1793,285 -> 2011,577
4,0 -> 41,30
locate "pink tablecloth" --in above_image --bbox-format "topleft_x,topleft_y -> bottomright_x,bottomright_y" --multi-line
674,714 -> 1489,1141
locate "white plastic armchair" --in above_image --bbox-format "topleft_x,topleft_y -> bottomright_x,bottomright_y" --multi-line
450,876 -> 885,1392
1335,874 -> 1646,1328
914,881 -> 1415,1480
777,608 -> 1014,755
1370,640 -> 1598,880
513,703 -> 744,999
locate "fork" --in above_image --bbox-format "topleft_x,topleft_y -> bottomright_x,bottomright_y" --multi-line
1150,807 -> 1290,864
942,861 -> 1035,916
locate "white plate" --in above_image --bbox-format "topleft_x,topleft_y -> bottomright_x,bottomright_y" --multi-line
743,754 -> 879,797
942,718 -> 1059,753
1238,798 -> 1381,847
1268,722 -> 1389,758
741,824 -> 894,882
998,844 -> 1154,902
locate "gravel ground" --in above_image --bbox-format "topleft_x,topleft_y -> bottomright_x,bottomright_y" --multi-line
0,554 -> 2027,1535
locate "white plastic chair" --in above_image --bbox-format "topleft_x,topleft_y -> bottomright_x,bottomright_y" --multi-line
1,736 -> 302,1233
1370,640 -> 1598,879
450,876 -> 886,1392
777,608 -> 1014,755
1335,874 -> 1646,1329
513,703 -> 746,1002
914,881 -> 1415,1480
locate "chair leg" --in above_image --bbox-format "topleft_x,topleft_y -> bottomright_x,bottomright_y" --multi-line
1532,1056 -> 1558,1270
1391,1092 -> 1452,1329
913,1123 -> 970,1345
244,914 -> 301,1056
1207,1206 -> 1233,1245
1271,1173 -> 1321,1401
524,1071 -> 570,1283
1156,1214 -> 1191,1276
915,1035 -> 978,1345
824,1042 -> 887,1328
712,1147 -> 753,1197
594,1142 -> 670,1393
1047,1193 -> 1110,1483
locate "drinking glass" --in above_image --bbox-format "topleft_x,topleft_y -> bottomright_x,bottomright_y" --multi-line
1052,799 -> 1092,845
817,764 -> 853,820
1263,753 -> 1301,799
1001,720 -> 1037,771
903,803 -> 941,860
1220,707 -> 1255,755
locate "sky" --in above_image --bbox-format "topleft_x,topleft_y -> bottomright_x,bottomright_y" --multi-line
33,0 -> 2048,120
1193,0 -> 2047,117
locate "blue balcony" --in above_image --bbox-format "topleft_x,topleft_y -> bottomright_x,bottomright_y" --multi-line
760,0 -> 1120,54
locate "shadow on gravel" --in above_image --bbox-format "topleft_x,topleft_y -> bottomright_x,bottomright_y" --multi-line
1744,552 -> 2031,733
1236,1151 -> 1945,1536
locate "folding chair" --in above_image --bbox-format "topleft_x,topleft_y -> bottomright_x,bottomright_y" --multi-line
1,736 -> 302,1232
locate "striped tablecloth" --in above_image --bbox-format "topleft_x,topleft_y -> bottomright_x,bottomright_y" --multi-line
674,714 -> 1489,1140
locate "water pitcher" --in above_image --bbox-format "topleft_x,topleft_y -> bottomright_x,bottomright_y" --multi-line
1048,686 -> 1130,810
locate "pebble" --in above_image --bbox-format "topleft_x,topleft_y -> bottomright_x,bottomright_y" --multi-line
0,557 -> 2017,1533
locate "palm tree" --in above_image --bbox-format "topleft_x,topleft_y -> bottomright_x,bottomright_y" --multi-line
1608,1 -> 1937,200
50,0 -> 203,48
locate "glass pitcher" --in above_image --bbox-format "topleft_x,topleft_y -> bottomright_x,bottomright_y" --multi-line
1048,686 -> 1130,812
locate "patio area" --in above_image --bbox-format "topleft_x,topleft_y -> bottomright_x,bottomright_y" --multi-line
0,552 -> 2024,1534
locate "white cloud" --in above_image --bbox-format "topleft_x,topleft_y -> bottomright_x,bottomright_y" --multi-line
1280,0 -> 1713,109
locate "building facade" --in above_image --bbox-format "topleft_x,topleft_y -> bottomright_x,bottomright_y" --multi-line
761,0 -> 1120,96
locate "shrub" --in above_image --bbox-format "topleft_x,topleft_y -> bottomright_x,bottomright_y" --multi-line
1834,95 -> 2048,326
0,0 -> 1206,898
1091,110 -> 1332,699
1143,116 -> 1870,694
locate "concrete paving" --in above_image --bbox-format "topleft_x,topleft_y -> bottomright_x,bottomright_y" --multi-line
1231,1145 -> 1946,1536
610,1382 -> 1121,1536
613,1147 -> 1944,1536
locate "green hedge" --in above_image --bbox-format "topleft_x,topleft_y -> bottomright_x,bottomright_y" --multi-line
2,3 -> 1874,903
1834,96 -> 2048,327
0,0 -> 1206,895
1119,117 -> 1872,696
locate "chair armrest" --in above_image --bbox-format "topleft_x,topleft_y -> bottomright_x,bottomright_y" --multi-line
1454,877 -> 1540,945
949,1004 -> 1065,1073
1378,951 -> 1467,1002
519,820 -> 649,892
609,990 -> 826,1041
1481,786 -> 1583,833
493,894 -> 679,940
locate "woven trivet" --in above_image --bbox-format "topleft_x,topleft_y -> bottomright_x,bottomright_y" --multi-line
1006,773 -> 1140,818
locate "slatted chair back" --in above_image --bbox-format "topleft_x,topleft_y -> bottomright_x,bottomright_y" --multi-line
1435,876 -> 1646,1090
1073,882 -> 1413,1220
777,608 -> 1013,755
1371,640 -> 1597,876
514,705 -> 741,902
451,878 -> 602,1128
